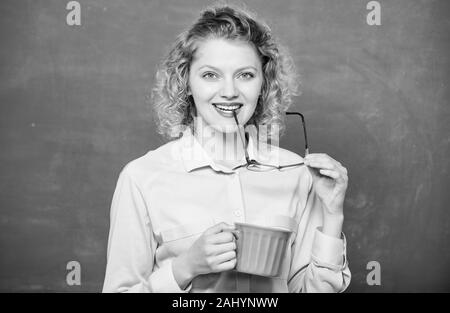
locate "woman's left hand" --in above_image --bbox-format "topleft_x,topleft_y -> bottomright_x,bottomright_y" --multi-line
304,153 -> 348,216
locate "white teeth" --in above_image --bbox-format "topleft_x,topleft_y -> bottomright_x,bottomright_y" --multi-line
214,104 -> 242,112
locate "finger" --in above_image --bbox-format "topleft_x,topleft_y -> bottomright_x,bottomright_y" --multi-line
212,241 -> 236,255
304,153 -> 329,161
319,169 -> 347,184
305,156 -> 346,173
214,258 -> 237,272
204,222 -> 236,235
304,159 -> 335,170
306,164 -> 321,180
318,169 -> 339,179
209,231 -> 235,244
231,230 -> 240,240
305,153 -> 341,166
213,250 -> 236,264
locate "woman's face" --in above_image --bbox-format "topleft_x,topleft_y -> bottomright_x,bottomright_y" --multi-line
188,38 -> 263,133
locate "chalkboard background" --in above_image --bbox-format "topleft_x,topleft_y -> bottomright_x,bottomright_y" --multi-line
0,0 -> 449,292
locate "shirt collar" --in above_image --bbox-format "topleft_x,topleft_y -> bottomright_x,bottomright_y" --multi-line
178,126 -> 280,173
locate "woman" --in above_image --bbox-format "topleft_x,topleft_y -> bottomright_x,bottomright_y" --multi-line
102,4 -> 351,293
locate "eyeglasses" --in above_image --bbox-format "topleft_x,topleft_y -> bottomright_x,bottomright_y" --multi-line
232,111 -> 309,172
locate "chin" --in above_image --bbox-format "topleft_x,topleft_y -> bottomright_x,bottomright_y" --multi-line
209,123 -> 240,134
194,112 -> 252,134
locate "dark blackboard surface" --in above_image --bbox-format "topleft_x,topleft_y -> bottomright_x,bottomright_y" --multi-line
0,0 -> 449,292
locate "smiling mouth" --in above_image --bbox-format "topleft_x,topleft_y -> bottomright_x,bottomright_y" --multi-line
212,103 -> 243,113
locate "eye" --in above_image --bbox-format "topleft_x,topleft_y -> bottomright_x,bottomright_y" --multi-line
202,72 -> 218,80
239,72 -> 255,80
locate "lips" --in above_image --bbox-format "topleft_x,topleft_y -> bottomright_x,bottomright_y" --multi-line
212,102 -> 243,113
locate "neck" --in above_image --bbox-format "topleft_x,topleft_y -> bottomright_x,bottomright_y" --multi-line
192,117 -> 247,166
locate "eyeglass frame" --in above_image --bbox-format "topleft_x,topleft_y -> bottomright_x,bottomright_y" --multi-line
232,111 -> 310,171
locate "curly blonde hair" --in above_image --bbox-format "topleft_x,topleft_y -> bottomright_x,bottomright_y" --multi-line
151,3 -> 300,140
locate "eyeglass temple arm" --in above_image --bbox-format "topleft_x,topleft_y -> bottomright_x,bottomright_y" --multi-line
233,111 -> 252,164
286,112 -> 309,155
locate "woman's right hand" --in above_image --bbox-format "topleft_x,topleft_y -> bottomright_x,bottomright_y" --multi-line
172,222 -> 237,288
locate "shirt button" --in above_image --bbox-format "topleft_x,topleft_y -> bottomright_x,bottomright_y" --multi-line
234,210 -> 242,217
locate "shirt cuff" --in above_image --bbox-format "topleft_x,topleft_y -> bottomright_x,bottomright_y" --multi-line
311,228 -> 347,271
147,259 -> 192,293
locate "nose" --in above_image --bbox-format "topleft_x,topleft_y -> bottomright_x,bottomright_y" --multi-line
219,78 -> 238,99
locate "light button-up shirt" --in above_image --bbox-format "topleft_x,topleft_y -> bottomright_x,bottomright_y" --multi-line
102,128 -> 351,293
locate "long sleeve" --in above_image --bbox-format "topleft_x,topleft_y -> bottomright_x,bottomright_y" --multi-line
287,170 -> 351,293
102,165 -> 190,293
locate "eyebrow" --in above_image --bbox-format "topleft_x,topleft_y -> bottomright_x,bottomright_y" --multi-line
197,65 -> 258,73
